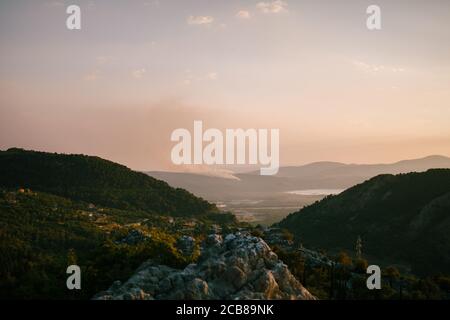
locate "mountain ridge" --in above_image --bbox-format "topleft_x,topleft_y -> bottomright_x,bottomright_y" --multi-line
0,148 -> 216,217
277,169 -> 450,275
147,155 -> 450,201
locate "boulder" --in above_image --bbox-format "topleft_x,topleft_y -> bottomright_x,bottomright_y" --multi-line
93,232 -> 316,300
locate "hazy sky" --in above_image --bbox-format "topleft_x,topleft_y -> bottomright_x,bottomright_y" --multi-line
1,0 -> 450,171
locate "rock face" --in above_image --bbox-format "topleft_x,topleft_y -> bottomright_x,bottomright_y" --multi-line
298,247 -> 333,268
94,232 -> 315,300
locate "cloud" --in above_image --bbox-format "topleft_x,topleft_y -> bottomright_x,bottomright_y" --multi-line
256,1 -> 288,14
183,71 -> 218,85
83,70 -> 99,81
183,69 -> 194,85
132,68 -> 146,79
175,165 -> 240,180
187,15 -> 214,25
236,10 -> 251,19
96,56 -> 116,65
206,72 -> 218,80
352,60 -> 406,74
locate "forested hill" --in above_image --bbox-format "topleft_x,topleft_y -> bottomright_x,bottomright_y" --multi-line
278,169 -> 450,275
0,148 -> 216,217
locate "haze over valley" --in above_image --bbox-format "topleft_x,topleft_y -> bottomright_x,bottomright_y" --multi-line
148,155 -> 450,225
1,0 -> 450,301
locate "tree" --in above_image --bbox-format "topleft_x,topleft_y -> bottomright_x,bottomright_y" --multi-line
67,248 -> 78,266
281,229 -> 294,242
384,266 -> 400,288
354,258 -> 368,274
336,251 -> 352,267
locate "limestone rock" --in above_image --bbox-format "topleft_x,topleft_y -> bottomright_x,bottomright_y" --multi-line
93,232 -> 316,300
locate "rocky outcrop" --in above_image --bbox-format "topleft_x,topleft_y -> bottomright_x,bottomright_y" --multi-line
298,247 -> 334,268
94,232 -> 315,300
176,235 -> 196,256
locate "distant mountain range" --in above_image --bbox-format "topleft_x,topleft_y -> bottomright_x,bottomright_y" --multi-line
278,169 -> 450,276
1,148 -> 449,299
148,155 -> 450,201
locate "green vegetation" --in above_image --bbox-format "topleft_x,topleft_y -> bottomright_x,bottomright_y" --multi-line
273,245 -> 450,300
1,148 -> 449,300
0,149 -> 238,299
0,148 -> 216,217
278,169 -> 450,276
0,188 -> 237,299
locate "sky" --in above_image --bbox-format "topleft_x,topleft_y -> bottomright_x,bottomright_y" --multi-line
1,0 -> 450,172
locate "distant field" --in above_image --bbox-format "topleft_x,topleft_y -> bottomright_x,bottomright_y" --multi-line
215,192 -> 325,226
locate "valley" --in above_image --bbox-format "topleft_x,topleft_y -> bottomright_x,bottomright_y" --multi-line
148,155 -> 450,226
1,148 -> 449,300
213,192 -> 324,226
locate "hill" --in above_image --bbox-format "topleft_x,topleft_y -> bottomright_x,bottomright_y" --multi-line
147,155 -> 450,201
0,148 -> 239,299
0,188 -> 236,299
273,155 -> 450,186
0,148 -> 216,217
277,169 -> 450,275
